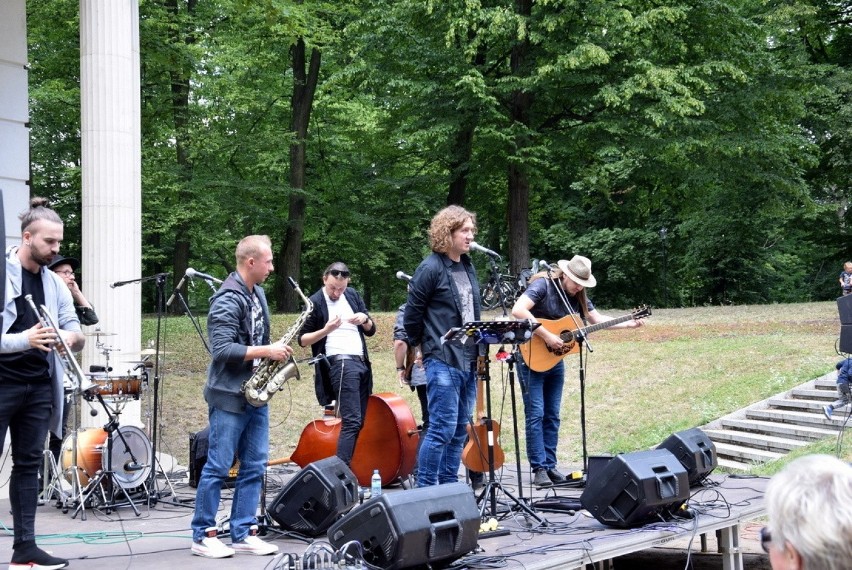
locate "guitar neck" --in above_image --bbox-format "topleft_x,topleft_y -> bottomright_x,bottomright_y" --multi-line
580,313 -> 635,335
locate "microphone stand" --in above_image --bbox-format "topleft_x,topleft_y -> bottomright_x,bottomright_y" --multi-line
547,272 -> 593,475
168,283 -> 211,355
112,272 -> 180,505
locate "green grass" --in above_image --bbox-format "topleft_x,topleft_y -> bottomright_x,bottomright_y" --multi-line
141,301 -> 850,472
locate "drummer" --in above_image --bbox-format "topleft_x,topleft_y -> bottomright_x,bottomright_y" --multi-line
45,255 -> 99,483
48,255 -> 99,326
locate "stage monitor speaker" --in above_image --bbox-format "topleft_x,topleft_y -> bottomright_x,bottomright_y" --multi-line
327,482 -> 479,570
838,294 -> 852,325
841,325 -> 852,354
268,456 -> 358,537
656,428 -> 717,486
580,448 -> 689,528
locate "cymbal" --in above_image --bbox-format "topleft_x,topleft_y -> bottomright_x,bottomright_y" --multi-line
84,330 -> 116,337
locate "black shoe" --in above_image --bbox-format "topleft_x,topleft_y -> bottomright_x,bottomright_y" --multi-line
533,468 -> 551,488
10,542 -> 69,569
547,468 -> 567,484
469,471 -> 484,491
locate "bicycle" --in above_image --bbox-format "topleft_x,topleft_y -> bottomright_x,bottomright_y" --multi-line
479,260 -> 538,312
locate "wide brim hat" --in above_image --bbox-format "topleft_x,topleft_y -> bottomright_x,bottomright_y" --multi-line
557,255 -> 596,288
47,254 -> 80,272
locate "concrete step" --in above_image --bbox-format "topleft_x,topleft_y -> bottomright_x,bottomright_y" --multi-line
766,398 -> 834,413
815,377 -> 837,389
719,418 -> 837,441
703,429 -> 809,453
747,408 -> 841,429
716,457 -> 753,472
790,388 -> 836,400
712,441 -> 784,464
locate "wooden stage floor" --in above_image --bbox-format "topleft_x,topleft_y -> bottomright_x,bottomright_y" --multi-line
0,459 -> 771,570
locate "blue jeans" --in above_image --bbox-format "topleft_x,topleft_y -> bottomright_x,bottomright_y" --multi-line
0,381 -> 53,548
517,357 -> 564,471
191,404 -> 268,542
416,359 -> 476,487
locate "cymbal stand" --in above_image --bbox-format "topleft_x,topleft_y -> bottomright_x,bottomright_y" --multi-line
474,350 -> 544,524
72,393 -> 143,519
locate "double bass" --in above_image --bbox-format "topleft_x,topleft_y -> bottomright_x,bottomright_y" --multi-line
285,392 -> 419,487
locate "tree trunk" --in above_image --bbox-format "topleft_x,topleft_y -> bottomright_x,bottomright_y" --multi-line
507,0 -> 533,275
276,37 -> 321,311
166,0 -> 197,313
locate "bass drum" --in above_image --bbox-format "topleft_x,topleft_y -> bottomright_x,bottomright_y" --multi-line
61,425 -> 152,489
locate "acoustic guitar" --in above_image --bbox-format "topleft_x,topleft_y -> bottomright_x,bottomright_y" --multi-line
519,305 -> 651,372
461,355 -> 505,473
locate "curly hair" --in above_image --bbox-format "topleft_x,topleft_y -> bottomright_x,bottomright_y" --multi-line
428,205 -> 477,254
19,197 -> 62,233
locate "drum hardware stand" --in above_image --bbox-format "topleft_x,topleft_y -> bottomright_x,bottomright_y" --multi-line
41,372 -> 90,516
72,393 -> 146,519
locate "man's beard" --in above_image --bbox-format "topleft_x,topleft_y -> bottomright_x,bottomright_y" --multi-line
31,249 -> 54,267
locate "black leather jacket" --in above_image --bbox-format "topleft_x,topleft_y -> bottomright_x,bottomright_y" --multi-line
403,252 -> 481,371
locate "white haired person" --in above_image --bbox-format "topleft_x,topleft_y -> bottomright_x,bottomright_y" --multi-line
763,454 -> 852,570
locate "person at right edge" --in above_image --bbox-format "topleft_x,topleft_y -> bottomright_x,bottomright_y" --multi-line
823,357 -> 851,420
404,205 -> 481,487
511,256 -> 642,488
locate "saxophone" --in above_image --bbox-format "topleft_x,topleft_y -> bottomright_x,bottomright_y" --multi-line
241,277 -> 313,407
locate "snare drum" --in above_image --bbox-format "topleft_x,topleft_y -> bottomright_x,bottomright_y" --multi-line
84,373 -> 143,399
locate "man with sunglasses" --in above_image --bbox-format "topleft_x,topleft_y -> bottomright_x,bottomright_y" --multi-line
298,262 -> 376,466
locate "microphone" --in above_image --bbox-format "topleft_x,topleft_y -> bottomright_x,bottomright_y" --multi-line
469,242 -> 501,260
396,270 -> 412,282
89,365 -> 113,373
124,461 -> 144,472
186,268 -> 223,285
539,260 -> 555,273
166,270 -> 190,308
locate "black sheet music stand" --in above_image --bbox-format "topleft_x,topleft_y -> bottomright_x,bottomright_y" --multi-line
445,320 -> 545,523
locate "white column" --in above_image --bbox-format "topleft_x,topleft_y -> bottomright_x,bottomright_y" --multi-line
79,0 -> 143,428
0,0 -> 30,242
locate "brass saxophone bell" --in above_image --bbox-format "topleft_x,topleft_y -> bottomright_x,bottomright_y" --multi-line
278,357 -> 300,384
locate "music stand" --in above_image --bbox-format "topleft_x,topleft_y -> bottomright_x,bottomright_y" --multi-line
446,320 -> 545,523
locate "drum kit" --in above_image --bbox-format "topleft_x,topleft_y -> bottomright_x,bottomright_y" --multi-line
41,330 -> 160,519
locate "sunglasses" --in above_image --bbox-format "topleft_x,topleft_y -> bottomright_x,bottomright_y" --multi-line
760,527 -> 772,553
329,269 -> 351,278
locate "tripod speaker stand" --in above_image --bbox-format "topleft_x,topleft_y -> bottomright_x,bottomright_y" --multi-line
445,320 -> 544,523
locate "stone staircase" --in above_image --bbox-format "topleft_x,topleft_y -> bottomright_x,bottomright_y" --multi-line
702,371 -> 847,471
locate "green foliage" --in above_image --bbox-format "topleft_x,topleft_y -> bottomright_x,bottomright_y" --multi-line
23,0 -> 852,310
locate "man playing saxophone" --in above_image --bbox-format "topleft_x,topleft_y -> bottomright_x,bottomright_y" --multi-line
190,235 -> 292,559
1,197 -> 84,570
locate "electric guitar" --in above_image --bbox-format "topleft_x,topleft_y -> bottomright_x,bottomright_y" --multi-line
519,305 -> 651,372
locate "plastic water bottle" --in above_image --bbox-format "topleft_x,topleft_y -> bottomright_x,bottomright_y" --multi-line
371,469 -> 382,498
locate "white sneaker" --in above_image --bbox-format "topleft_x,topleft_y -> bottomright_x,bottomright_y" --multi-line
191,528 -> 235,558
231,534 -> 279,556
